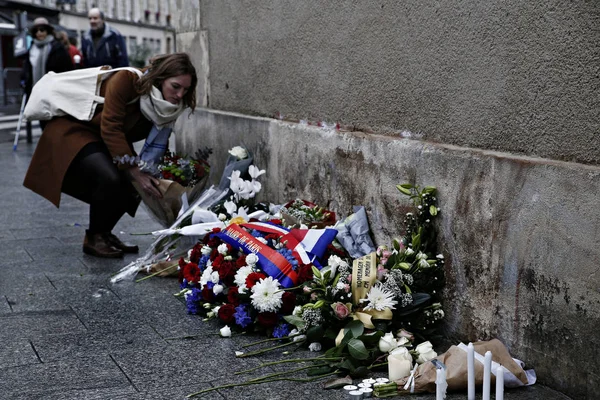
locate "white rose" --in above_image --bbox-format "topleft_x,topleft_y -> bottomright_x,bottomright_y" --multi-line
396,336 -> 410,347
213,284 -> 224,295
415,341 -> 437,364
218,243 -> 229,255
245,253 -> 259,266
228,146 -> 248,160
378,332 -> 399,353
388,346 -> 413,380
201,246 -> 212,255
219,325 -> 232,337
308,342 -> 322,352
218,213 -> 227,221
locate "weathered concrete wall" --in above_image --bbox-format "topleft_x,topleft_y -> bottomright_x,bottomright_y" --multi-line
192,0 -> 599,165
175,109 -> 600,398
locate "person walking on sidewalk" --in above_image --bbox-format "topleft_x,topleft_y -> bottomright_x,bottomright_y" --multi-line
23,53 -> 197,258
81,8 -> 128,68
20,17 -> 73,129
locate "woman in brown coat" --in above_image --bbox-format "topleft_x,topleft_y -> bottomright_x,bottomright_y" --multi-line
23,53 -> 197,258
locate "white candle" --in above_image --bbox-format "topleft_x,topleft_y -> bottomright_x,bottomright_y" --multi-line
467,343 -> 475,400
496,365 -> 504,400
482,351 -> 492,400
436,368 -> 447,400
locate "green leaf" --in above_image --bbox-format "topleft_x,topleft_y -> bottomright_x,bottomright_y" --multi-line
399,183 -> 413,189
338,358 -> 357,372
396,262 -> 412,271
344,320 -> 364,338
306,325 -> 325,343
307,365 -> 336,376
347,338 -> 369,360
312,266 -> 322,280
429,205 -> 437,216
340,328 -> 355,347
396,184 -> 412,196
283,315 -> 306,329
350,366 -> 370,379
392,238 -> 402,251
358,330 -> 384,345
423,186 -> 437,194
323,270 -> 331,283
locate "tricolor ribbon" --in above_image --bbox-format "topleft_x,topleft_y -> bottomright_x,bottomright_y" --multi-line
216,224 -> 298,288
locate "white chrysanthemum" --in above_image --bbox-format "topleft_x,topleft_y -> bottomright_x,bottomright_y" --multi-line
234,266 -> 253,294
245,253 -> 259,266
201,246 -> 212,256
361,283 -> 398,311
251,276 -> 283,312
210,271 -> 220,284
218,243 -> 229,255
200,266 -> 213,287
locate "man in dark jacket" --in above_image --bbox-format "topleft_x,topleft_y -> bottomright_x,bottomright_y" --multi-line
81,8 -> 128,68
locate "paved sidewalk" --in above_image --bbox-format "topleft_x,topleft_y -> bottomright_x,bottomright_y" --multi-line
0,139 -> 571,399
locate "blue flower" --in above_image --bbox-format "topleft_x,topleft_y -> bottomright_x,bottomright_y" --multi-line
251,229 -> 264,238
234,304 -> 253,328
277,248 -> 299,270
198,254 -> 210,271
273,323 -> 290,338
185,287 -> 202,314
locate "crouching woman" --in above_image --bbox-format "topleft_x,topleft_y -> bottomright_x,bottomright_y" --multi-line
23,53 -> 197,258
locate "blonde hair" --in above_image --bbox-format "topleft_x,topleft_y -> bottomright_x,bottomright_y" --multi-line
135,53 -> 197,110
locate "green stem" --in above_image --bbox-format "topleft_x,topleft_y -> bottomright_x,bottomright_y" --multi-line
235,357 -> 342,375
246,363 -> 327,383
135,263 -> 178,283
242,334 -> 301,348
237,340 -> 304,358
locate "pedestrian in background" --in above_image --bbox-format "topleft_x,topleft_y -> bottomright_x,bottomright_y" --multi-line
23,53 -> 197,258
57,30 -> 84,68
81,8 -> 128,68
20,17 -> 73,128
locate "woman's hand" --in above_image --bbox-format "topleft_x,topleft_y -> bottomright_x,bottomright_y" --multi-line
126,166 -> 163,199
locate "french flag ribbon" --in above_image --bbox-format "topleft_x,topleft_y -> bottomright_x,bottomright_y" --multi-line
242,222 -> 314,266
217,224 -> 298,288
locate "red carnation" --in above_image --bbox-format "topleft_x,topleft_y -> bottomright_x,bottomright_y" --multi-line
297,264 -> 314,283
218,261 -> 237,286
201,286 -> 215,302
257,312 -> 278,328
246,272 -> 267,289
189,244 -> 203,264
227,286 -> 240,306
280,291 -> 296,314
178,257 -> 187,282
182,262 -> 200,284
236,254 -> 247,268
218,304 -> 236,324
212,254 -> 224,269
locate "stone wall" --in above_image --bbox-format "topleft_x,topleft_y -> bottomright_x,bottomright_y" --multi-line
174,1 -> 600,397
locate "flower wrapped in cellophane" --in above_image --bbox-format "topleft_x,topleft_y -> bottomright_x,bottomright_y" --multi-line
133,148 -> 212,228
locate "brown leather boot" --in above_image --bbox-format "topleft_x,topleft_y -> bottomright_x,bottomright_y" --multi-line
104,233 -> 139,254
83,231 -> 123,258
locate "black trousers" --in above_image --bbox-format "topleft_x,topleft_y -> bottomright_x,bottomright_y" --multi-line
61,141 -> 138,234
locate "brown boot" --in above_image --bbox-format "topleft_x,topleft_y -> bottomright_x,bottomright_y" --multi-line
104,233 -> 139,254
83,231 -> 123,258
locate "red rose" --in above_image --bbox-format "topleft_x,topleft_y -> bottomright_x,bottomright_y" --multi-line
297,264 -> 313,283
189,243 -> 203,264
246,272 -> 267,289
280,291 -> 296,314
218,261 -> 237,286
212,254 -> 224,269
227,286 -> 240,306
218,304 -> 236,324
182,262 -> 200,284
201,286 -> 214,302
257,312 -> 278,328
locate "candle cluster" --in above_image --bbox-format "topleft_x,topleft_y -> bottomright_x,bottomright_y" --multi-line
466,342 -> 504,400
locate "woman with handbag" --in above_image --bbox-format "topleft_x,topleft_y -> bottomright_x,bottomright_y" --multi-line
23,53 -> 197,258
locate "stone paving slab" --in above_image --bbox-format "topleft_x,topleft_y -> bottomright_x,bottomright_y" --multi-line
0,355 -> 130,399
0,337 -> 40,368
0,309 -> 87,338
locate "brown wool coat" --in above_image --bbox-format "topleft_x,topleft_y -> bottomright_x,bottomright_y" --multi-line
23,70 -> 153,208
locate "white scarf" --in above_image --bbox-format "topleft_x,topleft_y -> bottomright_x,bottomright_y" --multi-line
139,85 -> 185,128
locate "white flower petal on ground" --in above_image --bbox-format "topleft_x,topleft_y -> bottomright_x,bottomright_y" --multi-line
220,325 -> 232,337
248,165 -> 266,179
361,283 -> 398,311
251,276 -> 283,312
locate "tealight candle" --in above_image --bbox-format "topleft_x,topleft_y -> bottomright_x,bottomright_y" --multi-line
375,377 -> 389,383
360,387 -> 373,398
348,390 -> 363,400
483,351 -> 492,400
362,378 -> 377,384
357,383 -> 372,388
343,385 -> 359,391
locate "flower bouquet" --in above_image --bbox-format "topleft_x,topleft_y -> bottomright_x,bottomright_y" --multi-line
133,148 -> 212,228
111,146 -> 256,283
280,199 -> 336,228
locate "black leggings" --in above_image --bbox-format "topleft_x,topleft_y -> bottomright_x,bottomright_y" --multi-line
62,142 -> 137,234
